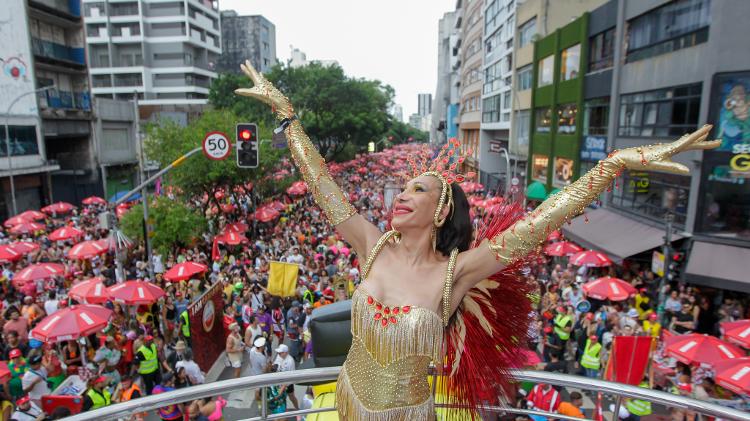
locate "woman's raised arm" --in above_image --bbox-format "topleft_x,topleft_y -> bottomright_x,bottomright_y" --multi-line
235,60 -> 381,257
452,125 -> 720,306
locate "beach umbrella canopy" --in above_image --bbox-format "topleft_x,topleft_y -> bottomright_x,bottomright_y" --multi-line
31,305 -> 112,343
108,280 -> 165,305
9,222 -> 45,235
109,191 -> 141,203
582,277 -> 637,301
69,277 -> 110,304
721,320 -> 750,349
543,241 -> 583,257
269,200 -> 286,211
4,215 -> 31,228
713,357 -> 750,395
82,196 -> 107,206
41,202 -> 75,215
19,210 -> 46,221
225,222 -> 248,233
164,261 -> 208,282
254,206 -> 280,223
9,241 -> 40,255
286,181 -> 307,196
546,230 -> 562,242
665,333 -> 743,367
570,250 -> 613,267
526,181 -> 547,201
13,263 -> 65,285
67,239 -> 108,260
48,226 -> 84,242
0,245 -> 24,263
217,231 -> 248,246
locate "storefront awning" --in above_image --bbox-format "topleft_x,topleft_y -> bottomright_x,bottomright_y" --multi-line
561,208 -> 683,263
685,241 -> 750,293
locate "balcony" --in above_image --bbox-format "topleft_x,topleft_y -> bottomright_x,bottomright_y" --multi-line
39,89 -> 91,111
61,368 -> 750,421
31,38 -> 85,67
28,0 -> 81,19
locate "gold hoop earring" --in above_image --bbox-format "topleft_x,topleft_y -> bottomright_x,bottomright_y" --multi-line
431,226 -> 438,253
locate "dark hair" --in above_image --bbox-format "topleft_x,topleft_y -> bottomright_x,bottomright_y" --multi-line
570,391 -> 583,401
435,184 -> 472,256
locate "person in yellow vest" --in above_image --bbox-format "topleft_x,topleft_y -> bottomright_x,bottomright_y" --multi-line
642,313 -> 661,338
113,375 -> 145,421
179,310 -> 191,347
634,288 -> 652,321
580,335 -> 602,378
553,306 -> 572,350
82,376 -> 112,411
624,381 -> 653,421
135,335 -> 161,395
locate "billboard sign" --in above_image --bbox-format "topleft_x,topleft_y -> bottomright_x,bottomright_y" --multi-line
0,0 -> 38,117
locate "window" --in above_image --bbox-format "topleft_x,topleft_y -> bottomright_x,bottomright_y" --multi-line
557,103 -> 577,134
482,95 -> 502,123
553,157 -> 575,186
611,171 -> 690,226
502,92 -> 511,110
583,98 -> 610,136
589,28 -> 615,72
560,44 -> 581,81
517,65 -> 532,91
485,0 -> 502,31
518,18 -> 537,48
102,128 -> 131,153
626,0 -> 710,62
484,61 -> 503,94
538,55 -> 554,87
485,27 -> 503,59
535,107 -> 552,133
464,65 -> 481,85
514,110 -> 530,148
618,83 -> 701,137
0,126 -> 39,156
532,154 -> 549,182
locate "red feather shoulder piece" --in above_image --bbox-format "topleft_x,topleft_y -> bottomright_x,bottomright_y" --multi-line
438,203 -> 536,419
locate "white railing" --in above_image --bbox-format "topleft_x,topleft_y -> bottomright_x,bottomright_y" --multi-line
64,367 -> 750,421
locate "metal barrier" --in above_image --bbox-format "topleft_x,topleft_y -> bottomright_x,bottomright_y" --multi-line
64,367 -> 750,421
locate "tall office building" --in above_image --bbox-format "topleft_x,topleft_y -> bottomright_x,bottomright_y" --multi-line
218,11 -> 276,74
83,0 -> 221,106
457,0 -> 485,175
418,93 -> 432,116
432,10 -> 459,145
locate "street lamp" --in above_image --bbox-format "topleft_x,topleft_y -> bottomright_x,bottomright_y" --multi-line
4,85 -> 56,215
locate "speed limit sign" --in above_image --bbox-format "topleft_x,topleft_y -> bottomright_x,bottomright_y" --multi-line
202,131 -> 232,160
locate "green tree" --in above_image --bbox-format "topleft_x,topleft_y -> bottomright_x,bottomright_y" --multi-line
143,109 -> 283,196
209,63 -> 394,159
120,197 -> 207,256
385,120 -> 429,144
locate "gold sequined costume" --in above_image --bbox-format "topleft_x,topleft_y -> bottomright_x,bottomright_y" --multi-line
335,230 -> 457,421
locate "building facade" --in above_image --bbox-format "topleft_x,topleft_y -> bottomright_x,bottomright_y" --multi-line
83,0 -> 220,106
431,10 -> 459,145
218,11 -> 276,74
418,93 -> 432,116
457,0 -> 484,175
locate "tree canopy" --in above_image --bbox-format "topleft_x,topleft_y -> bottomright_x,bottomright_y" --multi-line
120,197 -> 207,256
209,63 -> 395,159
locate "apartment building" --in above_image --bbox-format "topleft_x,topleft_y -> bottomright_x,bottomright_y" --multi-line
432,10 -> 459,145
218,11 -> 276,74
457,0 -> 484,175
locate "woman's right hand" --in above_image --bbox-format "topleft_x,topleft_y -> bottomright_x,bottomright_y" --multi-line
234,60 -> 293,120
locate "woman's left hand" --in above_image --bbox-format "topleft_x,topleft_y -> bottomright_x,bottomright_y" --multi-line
610,125 -> 721,174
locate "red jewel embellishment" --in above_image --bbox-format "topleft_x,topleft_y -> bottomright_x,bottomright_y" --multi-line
393,307 -> 400,315
389,316 -> 397,324
381,318 -> 388,327
367,296 -> 374,305
375,303 -> 382,311
384,307 -> 390,315
374,313 -> 382,320
402,306 -> 411,314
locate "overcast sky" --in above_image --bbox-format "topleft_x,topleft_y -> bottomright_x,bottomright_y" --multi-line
220,0 -> 456,119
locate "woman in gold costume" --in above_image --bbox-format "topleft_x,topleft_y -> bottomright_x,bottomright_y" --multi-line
236,61 -> 719,420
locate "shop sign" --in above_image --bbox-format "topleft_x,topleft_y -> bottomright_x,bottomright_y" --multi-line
553,157 -> 574,186
581,136 -> 607,161
489,141 -> 503,153
652,251 -> 665,277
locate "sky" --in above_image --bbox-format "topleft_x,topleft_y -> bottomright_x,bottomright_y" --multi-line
220,0 -> 457,119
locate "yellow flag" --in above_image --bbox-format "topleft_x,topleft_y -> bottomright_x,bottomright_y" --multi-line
268,261 -> 299,297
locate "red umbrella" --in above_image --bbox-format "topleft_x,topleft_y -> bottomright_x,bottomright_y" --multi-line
721,320 -> 750,349
19,210 -> 46,221
546,230 -> 562,242
0,245 -> 24,263
226,222 -> 248,233
269,200 -> 286,211
0,362 -> 9,382
665,333 -> 743,367
220,203 -> 236,214
69,277 -> 110,304
82,196 -> 107,206
9,222 -> 45,235
543,241 -> 583,257
713,357 -> 750,395
67,239 -> 108,260
254,206 -> 280,223
4,215 -> 31,228
582,277 -> 637,301
41,202 -> 75,215
13,263 -> 65,286
217,231 -> 248,246
570,250 -> 613,267
286,181 -> 307,196
357,167 -> 367,174
49,226 -> 84,242
31,305 -> 112,342
468,196 -> 485,207
164,261 -> 208,282
10,241 -> 40,255
108,280 -> 166,305
115,203 -> 131,219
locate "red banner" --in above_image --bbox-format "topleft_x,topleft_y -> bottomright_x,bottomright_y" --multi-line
604,336 -> 654,385
188,282 -> 226,372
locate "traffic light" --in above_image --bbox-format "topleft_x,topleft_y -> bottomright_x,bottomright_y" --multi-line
236,123 -> 258,168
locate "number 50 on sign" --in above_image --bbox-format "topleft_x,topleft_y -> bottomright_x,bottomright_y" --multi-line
202,131 -> 232,161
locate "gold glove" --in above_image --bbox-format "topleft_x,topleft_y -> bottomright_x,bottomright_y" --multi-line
488,125 -> 720,264
235,60 -> 356,226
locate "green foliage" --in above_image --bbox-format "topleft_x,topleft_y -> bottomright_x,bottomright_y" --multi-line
209,63 -> 394,159
385,119 -> 429,144
120,197 -> 207,256
143,109 -> 283,196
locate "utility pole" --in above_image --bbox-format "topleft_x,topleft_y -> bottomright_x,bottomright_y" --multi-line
133,94 -> 154,279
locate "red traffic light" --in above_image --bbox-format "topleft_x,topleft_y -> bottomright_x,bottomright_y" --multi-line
240,130 -> 252,141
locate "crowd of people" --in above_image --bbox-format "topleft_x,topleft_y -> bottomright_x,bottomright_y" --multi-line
0,147 -> 747,420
